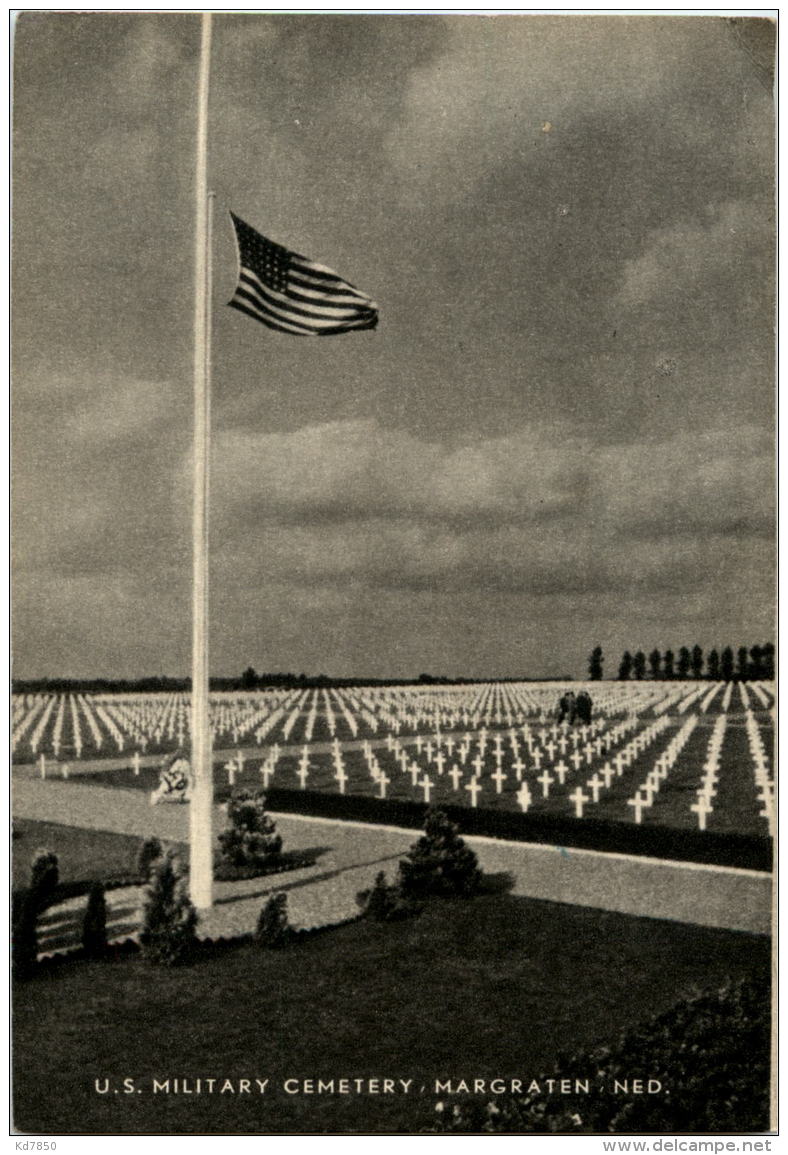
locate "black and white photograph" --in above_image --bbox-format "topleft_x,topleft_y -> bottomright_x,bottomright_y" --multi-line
11,10 -> 776,1137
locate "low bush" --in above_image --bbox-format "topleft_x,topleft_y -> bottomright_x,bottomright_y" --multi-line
433,977 -> 770,1133
13,848 -> 61,978
30,849 -> 59,904
398,808 -> 481,899
137,837 -> 164,881
356,871 -> 422,921
140,851 -> 198,967
254,893 -> 292,948
218,791 -> 282,870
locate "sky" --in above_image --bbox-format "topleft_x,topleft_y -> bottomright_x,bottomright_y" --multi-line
12,12 -> 775,681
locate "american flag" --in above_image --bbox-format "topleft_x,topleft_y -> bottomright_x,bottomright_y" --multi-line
228,212 -> 378,336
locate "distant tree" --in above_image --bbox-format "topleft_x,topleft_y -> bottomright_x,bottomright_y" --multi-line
707,649 -> 721,680
749,646 -> 763,680
762,642 -> 775,679
691,645 -> 704,680
663,649 -> 675,679
677,647 -> 691,679
588,646 -> 604,681
737,646 -> 750,681
617,651 -> 633,681
648,649 -> 661,680
633,651 -> 647,681
720,647 -> 735,681
240,666 -> 258,691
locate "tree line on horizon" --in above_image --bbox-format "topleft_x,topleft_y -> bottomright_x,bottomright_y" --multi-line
587,644 -> 774,682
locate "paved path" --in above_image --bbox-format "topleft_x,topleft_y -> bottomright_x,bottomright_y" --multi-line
14,776 -> 772,960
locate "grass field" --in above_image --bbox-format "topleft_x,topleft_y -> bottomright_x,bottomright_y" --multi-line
13,888 -> 771,1134
12,819 -> 184,894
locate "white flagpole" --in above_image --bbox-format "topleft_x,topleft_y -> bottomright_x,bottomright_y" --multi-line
190,11 -> 214,910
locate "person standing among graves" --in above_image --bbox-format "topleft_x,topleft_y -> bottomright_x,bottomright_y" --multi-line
575,691 -> 593,725
557,690 -> 576,724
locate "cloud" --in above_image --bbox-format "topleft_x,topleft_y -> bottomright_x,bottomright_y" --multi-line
204,417 -> 773,603
616,200 -> 773,316
212,416 -> 771,528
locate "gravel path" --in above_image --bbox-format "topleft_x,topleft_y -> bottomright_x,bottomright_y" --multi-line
14,775 -> 772,959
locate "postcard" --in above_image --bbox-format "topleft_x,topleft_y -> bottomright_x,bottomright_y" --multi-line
11,10 -> 775,1138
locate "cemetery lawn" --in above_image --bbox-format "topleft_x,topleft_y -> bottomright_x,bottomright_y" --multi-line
13,891 -> 770,1135
12,819 -> 181,894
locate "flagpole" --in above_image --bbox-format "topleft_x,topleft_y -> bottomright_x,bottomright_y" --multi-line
190,11 -> 214,910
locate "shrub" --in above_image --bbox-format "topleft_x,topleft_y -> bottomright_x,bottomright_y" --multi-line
81,883 -> 108,958
12,892 -> 40,979
140,850 -> 198,966
254,893 -> 292,948
398,808 -> 481,899
30,849 -> 59,904
137,836 -> 164,881
356,871 -> 422,921
13,848 -> 60,978
433,977 -> 770,1133
218,791 -> 282,870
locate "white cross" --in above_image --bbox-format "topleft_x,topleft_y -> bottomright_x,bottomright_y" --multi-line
544,739 -> 557,761
225,761 -> 236,787
537,769 -> 555,798
491,766 -> 507,794
39,753 -> 46,779
516,782 -> 532,812
471,752 -> 484,777
409,762 -> 421,786
297,765 -> 309,789
690,796 -> 712,831
445,736 -> 455,755
570,749 -> 583,772
600,763 -> 615,789
260,762 -> 274,788
425,741 -> 434,763
569,787 -> 589,818
554,760 -> 569,785
449,765 -> 463,790
587,773 -> 604,803
465,778 -> 482,807
434,749 -> 446,775
377,772 -> 390,799
627,793 -> 648,824
61,763 -> 70,780
557,734 -> 568,755
420,775 -> 434,803
511,755 -> 525,780
335,766 -> 348,794
531,747 -> 543,770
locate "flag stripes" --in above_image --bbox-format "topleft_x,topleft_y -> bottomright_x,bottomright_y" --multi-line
228,212 -> 378,336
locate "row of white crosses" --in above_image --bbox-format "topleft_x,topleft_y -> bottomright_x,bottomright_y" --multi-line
689,713 -> 725,830
748,681 -> 773,709
13,696 -> 52,754
567,713 -> 674,821
745,709 -> 775,836
621,713 -> 699,825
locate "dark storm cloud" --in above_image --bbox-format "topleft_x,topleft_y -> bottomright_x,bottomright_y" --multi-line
12,13 -> 775,678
